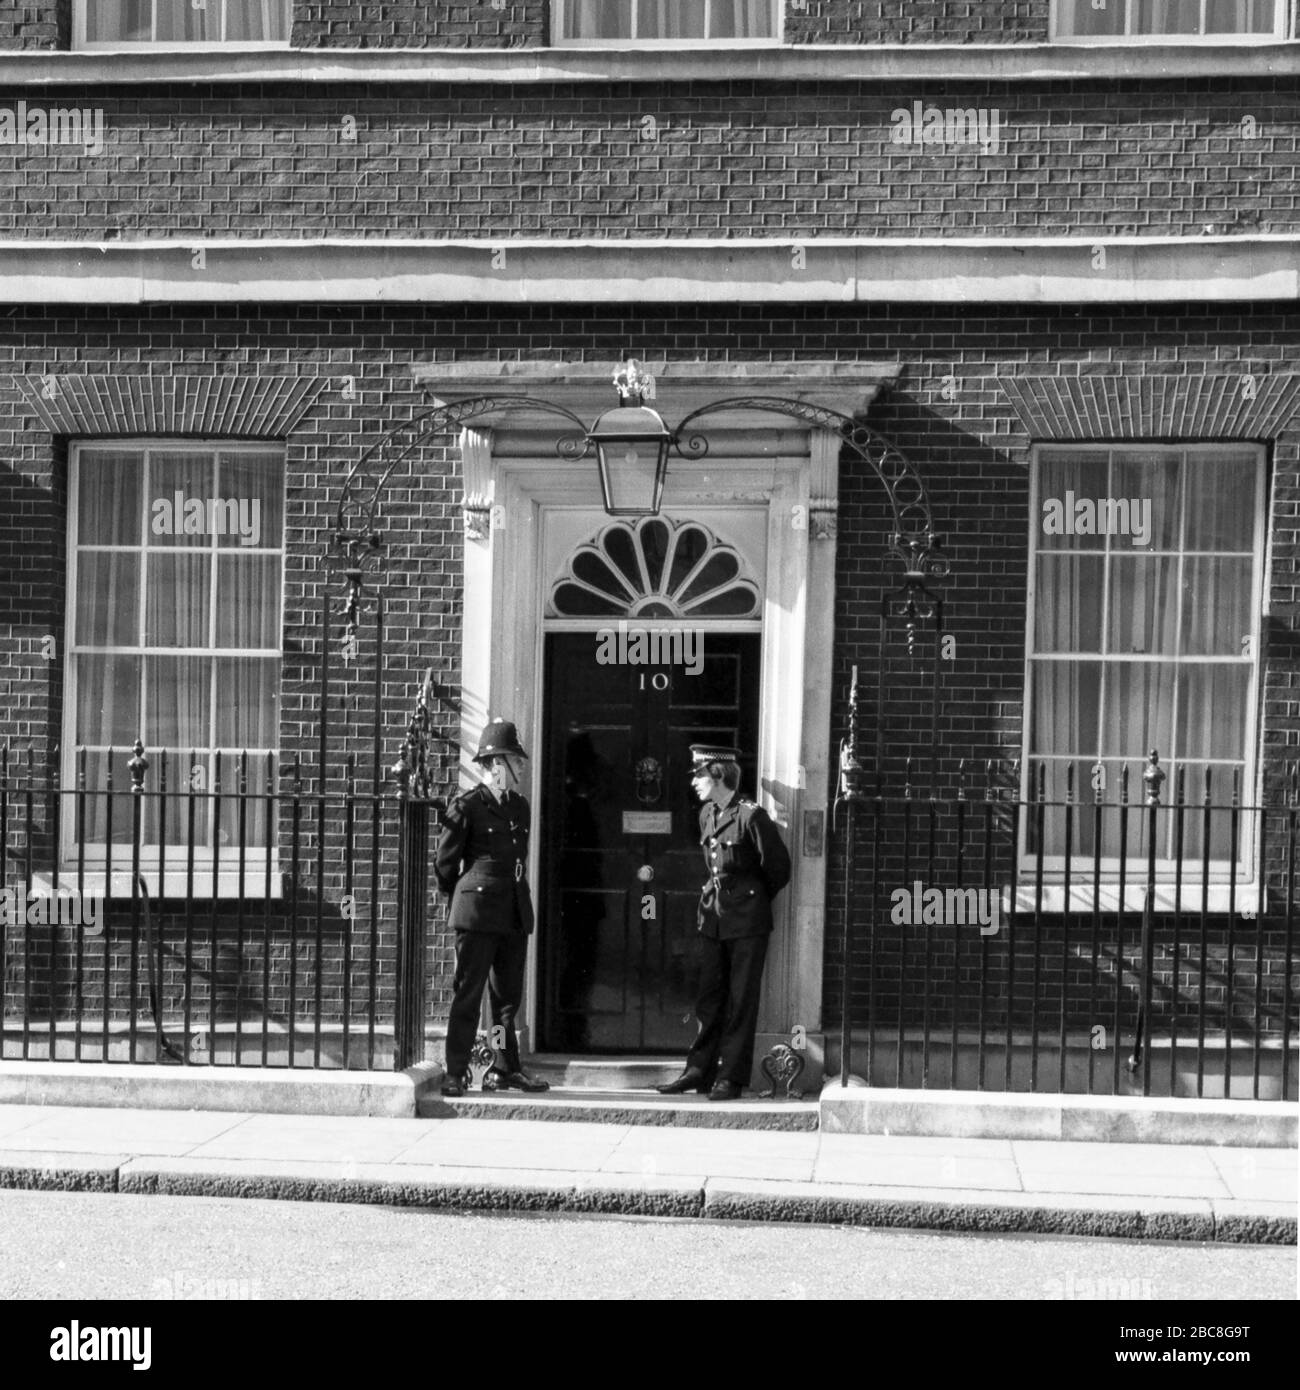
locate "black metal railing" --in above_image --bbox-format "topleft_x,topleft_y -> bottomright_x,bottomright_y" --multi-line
1,739 -> 435,1070
836,754 -> 1299,1101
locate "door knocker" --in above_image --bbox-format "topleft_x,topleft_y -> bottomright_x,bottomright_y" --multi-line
634,756 -> 663,805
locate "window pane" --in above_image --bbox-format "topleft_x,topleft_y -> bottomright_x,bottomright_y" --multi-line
1183,453 -> 1256,551
1031,661 -> 1102,758
216,449 -> 284,548
1135,0 -> 1201,33
1035,555 -> 1104,652
215,555 -> 281,648
1180,557 -> 1252,655
145,655 -> 210,749
1037,449 -> 1109,551
1107,556 -> 1179,655
1180,665 -> 1250,761
86,0 -> 153,42
562,0 -> 634,39
641,0 -> 708,37
1111,448 -> 1181,550
1062,0 -> 1126,35
75,654 -> 141,748
214,658 -> 280,749
712,0 -> 773,37
155,0 -> 218,40
148,451 -> 215,547
146,553 -> 211,646
225,0 -> 291,40
76,552 -> 140,648
1177,763 -> 1242,858
1206,0 -> 1269,31
78,449 -> 143,545
77,752 -> 139,846
1101,662 -> 1176,761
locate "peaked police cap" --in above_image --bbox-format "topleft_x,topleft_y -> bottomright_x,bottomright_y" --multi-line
474,718 -> 528,763
689,744 -> 743,767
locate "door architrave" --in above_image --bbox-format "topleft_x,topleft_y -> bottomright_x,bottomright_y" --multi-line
456,429 -> 841,1053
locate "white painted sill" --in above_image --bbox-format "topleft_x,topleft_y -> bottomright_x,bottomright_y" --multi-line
1003,883 -> 1263,916
32,862 -> 285,901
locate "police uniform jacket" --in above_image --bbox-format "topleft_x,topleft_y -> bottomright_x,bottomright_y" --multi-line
434,784 -> 535,935
698,795 -> 792,940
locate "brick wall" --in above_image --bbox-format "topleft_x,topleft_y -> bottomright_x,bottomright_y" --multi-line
0,301 -> 1296,1043
0,2 -> 65,49
0,80 -> 1293,239
292,1 -> 549,49
786,0 -> 1048,44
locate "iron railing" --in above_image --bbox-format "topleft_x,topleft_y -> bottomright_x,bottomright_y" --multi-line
0,740 -> 435,1070
4,738 -> 1297,1098
835,756 -> 1299,1101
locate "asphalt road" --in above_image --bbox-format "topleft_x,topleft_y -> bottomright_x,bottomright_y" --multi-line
0,1190 -> 1293,1301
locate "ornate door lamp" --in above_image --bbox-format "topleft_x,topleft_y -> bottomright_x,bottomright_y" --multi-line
585,361 -> 673,517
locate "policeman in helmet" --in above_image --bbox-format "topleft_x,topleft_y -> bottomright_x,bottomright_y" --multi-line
435,717 -> 550,1097
657,744 -> 791,1100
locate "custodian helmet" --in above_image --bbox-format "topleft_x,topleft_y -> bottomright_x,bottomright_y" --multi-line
474,718 -> 528,763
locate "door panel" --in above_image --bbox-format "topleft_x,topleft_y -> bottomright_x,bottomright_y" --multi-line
539,631 -> 761,1053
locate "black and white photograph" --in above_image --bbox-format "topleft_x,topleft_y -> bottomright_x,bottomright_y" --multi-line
0,0 -> 1296,1352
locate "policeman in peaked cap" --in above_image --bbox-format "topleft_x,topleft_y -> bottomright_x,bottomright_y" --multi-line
435,717 -> 549,1097
656,743 -> 792,1101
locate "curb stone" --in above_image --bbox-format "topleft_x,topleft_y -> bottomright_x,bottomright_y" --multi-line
0,1151 -> 1292,1243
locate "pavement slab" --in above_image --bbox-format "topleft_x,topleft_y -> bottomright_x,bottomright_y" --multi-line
0,1106 -> 248,1155
0,1103 -> 1291,1244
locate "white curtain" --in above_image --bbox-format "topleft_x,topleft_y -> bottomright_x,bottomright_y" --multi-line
561,0 -> 770,39
86,0 -> 152,42
562,0 -> 635,39
226,0 -> 289,41
1135,0 -> 1203,33
72,445 -> 283,848
155,0 -> 218,41
641,1 -> 707,37
1063,0 -> 1126,36
1031,448 -> 1255,858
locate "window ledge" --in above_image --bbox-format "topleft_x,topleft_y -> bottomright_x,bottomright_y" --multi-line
33,865 -> 284,901
1,41 -> 1298,85
1005,884 -> 1263,916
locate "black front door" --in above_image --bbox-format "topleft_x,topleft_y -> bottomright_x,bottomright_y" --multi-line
539,631 -> 762,1053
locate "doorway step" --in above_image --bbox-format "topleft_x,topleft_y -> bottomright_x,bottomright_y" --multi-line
418,1057 -> 818,1130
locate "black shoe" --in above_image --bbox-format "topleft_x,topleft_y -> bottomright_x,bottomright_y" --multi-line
708,1080 -> 742,1101
440,1079 -> 465,1098
484,1068 -> 550,1093
655,1068 -> 708,1096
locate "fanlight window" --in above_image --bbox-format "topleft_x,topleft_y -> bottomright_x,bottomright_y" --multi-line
549,518 -> 761,619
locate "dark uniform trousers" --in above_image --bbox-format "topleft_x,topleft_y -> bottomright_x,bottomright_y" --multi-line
445,929 -> 527,1079
686,794 -> 792,1088
435,784 -> 535,1082
686,934 -> 769,1087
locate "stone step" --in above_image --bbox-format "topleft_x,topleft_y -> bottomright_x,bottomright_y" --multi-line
527,1056 -> 685,1089
418,1087 -> 819,1130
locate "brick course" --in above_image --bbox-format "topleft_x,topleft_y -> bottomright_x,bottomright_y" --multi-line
0,80 -> 1293,239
